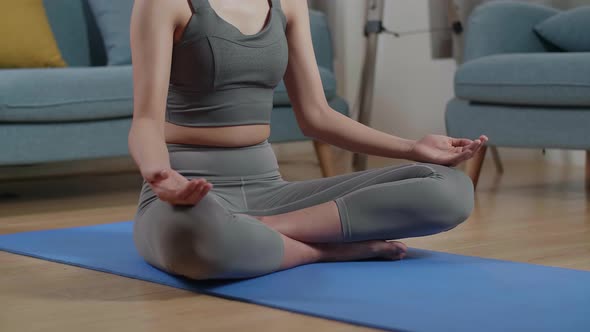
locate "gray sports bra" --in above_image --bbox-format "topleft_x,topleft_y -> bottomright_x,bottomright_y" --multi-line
166,0 -> 288,127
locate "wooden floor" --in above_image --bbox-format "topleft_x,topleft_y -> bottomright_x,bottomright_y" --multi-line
1,145 -> 589,332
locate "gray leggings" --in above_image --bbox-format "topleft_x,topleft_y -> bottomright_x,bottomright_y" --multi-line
133,139 -> 474,280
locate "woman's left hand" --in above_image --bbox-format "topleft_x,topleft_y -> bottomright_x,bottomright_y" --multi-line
408,134 -> 488,166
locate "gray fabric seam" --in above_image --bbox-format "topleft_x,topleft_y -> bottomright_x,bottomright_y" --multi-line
240,176 -> 249,210
339,198 -> 352,241
207,36 -> 218,90
164,119 -> 270,127
3,96 -> 132,108
208,35 -> 282,48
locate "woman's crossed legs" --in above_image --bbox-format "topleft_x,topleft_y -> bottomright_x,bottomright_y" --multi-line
133,162 -> 474,280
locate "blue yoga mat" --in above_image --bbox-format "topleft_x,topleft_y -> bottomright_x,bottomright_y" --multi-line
1,221 -> 589,332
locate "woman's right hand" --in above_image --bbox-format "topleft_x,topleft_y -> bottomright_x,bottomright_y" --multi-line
145,168 -> 213,206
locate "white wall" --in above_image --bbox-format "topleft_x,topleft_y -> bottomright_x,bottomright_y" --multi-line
310,0 -> 459,137
308,0 -> 366,112
311,0 -> 585,167
372,0 -> 456,140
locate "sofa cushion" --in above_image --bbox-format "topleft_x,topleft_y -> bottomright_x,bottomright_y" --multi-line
455,53 -> 590,107
87,0 -> 134,65
273,65 -> 336,106
0,66 -> 133,122
463,2 -> 559,62
534,6 -> 590,52
43,0 -> 107,67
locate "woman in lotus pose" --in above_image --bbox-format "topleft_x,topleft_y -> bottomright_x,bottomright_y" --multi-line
128,0 -> 488,280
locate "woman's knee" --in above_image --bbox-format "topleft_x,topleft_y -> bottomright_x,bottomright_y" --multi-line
134,197 -> 284,280
160,215 -> 284,280
134,198 -> 232,280
420,163 -> 474,230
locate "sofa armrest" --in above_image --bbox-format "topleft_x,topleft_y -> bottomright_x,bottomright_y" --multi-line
463,2 -> 559,62
309,9 -> 334,71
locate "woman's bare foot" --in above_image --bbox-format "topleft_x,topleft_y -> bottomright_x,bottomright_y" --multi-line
249,214 -> 407,263
315,240 -> 407,262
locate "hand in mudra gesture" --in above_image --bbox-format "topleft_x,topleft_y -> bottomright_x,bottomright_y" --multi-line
145,168 -> 213,206
409,134 -> 488,167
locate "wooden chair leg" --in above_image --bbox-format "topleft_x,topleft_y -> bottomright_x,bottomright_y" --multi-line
466,145 -> 487,190
313,140 -> 336,177
490,146 -> 504,174
586,150 -> 590,188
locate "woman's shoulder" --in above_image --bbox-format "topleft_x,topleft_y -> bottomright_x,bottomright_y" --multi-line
133,0 -> 189,32
278,0 -> 313,26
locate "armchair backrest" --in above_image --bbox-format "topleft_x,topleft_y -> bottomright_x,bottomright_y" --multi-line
463,1 -> 559,62
308,9 -> 334,71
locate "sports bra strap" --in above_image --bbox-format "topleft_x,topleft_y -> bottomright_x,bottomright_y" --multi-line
188,0 -> 211,13
271,0 -> 282,10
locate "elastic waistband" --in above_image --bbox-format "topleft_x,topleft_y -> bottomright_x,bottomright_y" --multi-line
166,139 -> 280,178
166,139 -> 270,152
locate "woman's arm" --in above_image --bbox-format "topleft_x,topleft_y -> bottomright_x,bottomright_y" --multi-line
128,0 -> 176,180
280,0 -> 486,165
128,0 -> 213,205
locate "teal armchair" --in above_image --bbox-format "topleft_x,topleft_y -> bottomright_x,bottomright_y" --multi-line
445,1 -> 590,188
0,1 -> 349,178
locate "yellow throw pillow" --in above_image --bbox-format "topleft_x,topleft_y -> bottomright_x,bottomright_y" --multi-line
0,0 -> 67,68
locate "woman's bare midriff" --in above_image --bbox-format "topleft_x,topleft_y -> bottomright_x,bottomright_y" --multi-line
164,122 -> 271,147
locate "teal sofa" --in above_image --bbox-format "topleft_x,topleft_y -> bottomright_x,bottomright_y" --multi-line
445,1 -> 590,187
0,1 -> 349,177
